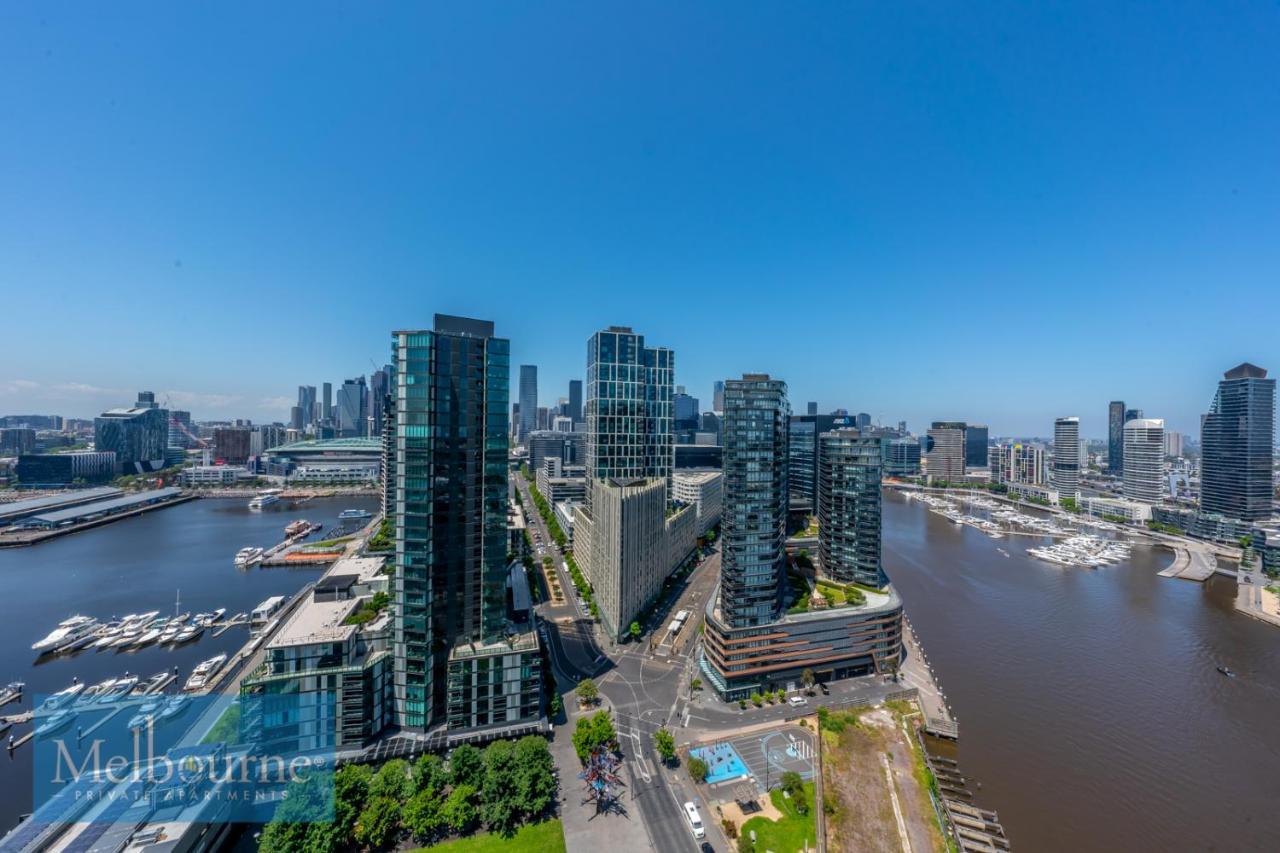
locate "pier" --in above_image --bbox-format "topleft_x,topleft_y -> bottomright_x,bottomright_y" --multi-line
920,742 -> 1011,852
1158,545 -> 1218,581
899,618 -> 958,739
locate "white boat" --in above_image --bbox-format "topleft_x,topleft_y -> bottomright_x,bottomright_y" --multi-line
38,683 -> 85,713
248,493 -> 280,510
76,678 -> 117,705
158,694 -> 191,721
128,699 -> 164,730
97,676 -> 139,703
208,608 -> 227,623
35,709 -> 77,738
32,616 -> 98,654
184,654 -> 227,692
338,508 -> 372,521
173,623 -> 204,643
234,547 -> 264,568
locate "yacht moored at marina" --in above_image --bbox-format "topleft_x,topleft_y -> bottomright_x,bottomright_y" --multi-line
37,683 -> 85,713
338,508 -> 372,521
32,616 -> 98,654
183,654 -> 227,692
34,709 -> 76,738
234,546 -> 264,567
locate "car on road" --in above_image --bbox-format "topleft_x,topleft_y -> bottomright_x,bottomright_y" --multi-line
787,695 -> 807,707
701,844 -> 715,853
817,682 -> 830,695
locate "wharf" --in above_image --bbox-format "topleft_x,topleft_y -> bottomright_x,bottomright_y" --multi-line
1158,546 -> 1218,581
921,741 -> 1011,851
0,493 -> 196,548
899,618 -> 958,739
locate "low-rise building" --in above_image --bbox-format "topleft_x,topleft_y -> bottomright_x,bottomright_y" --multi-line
1007,482 -> 1060,504
1081,496 -> 1153,523
672,470 -> 723,531
179,464 -> 254,486
15,451 -> 117,485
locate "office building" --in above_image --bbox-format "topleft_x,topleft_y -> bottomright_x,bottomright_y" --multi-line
165,410 -> 192,450
699,411 -> 721,445
674,386 -> 701,438
537,460 -> 588,505
297,386 -> 317,430
964,424 -> 989,468
322,382 -> 333,422
93,392 -> 169,474
1164,430 -> 1185,458
527,430 -> 585,472
672,470 -> 724,530
568,379 -> 583,425
213,427 -> 251,465
1200,363 -> 1276,522
16,451 -> 117,485
0,428 -> 36,456
818,429 -> 886,588
675,444 -> 722,469
1108,401 -> 1126,472
369,366 -> 392,437
1126,407 -> 1144,425
582,326 -> 674,494
883,437 -> 921,477
390,316 -> 542,739
1122,418 -> 1165,504
713,380 -> 725,412
518,364 -> 538,443
337,377 -> 368,437
1052,417 -> 1081,497
290,405 -> 305,432
925,421 -> 966,483
701,376 -> 902,701
788,413 -> 843,512
855,413 -> 871,430
806,402 -> 818,416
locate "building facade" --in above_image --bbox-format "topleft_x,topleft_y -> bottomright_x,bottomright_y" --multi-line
672,470 -> 724,531
337,377 -> 368,437
1122,418 -> 1165,504
964,424 -> 989,468
94,392 -> 169,473
989,443 -> 1048,486
1200,363 -> 1275,522
787,413 -> 841,513
925,421 -> 966,483
817,429 -> 886,588
882,437 -> 921,477
1052,417 -> 1081,497
16,451 -> 117,485
390,315 -> 541,738
518,364 -> 538,443
1108,401 -> 1125,472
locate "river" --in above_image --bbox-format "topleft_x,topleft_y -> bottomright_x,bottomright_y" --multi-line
0,494 -> 379,831
884,489 -> 1280,852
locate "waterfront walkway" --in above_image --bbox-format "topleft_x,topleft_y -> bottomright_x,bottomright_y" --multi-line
899,618 -> 958,739
1157,545 -> 1218,581
1234,565 -> 1280,628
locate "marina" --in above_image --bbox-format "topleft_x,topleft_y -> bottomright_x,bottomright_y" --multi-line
0,494 -> 379,830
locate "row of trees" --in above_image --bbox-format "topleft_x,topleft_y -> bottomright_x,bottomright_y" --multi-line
260,737 -> 556,852
527,482 -> 569,548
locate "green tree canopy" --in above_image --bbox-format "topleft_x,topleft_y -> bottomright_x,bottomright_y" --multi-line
450,743 -> 484,790
412,753 -> 449,797
572,710 -> 616,763
688,756 -> 709,783
481,739 -> 521,835
368,758 -> 411,801
442,783 -> 480,834
513,736 -> 557,819
654,728 -> 676,763
575,677 -> 599,704
403,788 -> 445,843
355,795 -> 401,850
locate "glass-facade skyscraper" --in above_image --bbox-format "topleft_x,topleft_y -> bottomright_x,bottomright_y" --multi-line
964,424 -> 989,468
391,315 -> 514,731
1200,363 -> 1275,522
1108,401 -> 1125,472
584,326 -> 674,494
518,364 -> 538,443
718,375 -> 790,628
818,428 -> 886,588
1052,416 -> 1080,496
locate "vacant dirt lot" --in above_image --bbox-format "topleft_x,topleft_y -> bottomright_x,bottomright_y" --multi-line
821,703 -> 946,853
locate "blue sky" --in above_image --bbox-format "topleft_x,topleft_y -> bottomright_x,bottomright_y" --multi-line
2,2 -> 1277,438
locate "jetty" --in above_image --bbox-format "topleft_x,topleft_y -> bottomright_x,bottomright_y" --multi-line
1158,545 -> 1218,581
920,743 -> 1011,851
900,619 -> 958,739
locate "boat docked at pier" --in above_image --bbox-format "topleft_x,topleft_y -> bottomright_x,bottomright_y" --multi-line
1026,535 -> 1132,569
284,519 -> 313,538
183,654 -> 227,692
247,490 -> 282,511
234,546 -> 264,568
32,616 -> 98,655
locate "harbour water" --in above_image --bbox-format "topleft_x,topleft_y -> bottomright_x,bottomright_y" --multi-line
885,489 -> 1280,852
0,494 -> 379,831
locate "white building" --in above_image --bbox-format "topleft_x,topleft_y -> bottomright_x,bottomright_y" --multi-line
988,443 -> 1047,486
1164,430 -> 1185,458
1123,418 -> 1165,504
925,422 -> 966,483
1081,496 -> 1153,523
179,464 -> 253,486
672,470 -> 723,530
1008,482 -> 1060,505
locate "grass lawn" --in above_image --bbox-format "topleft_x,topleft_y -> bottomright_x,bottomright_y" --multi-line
409,819 -> 566,853
741,784 -> 817,853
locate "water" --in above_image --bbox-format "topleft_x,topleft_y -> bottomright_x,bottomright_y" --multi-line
885,490 -> 1280,852
0,494 -> 379,830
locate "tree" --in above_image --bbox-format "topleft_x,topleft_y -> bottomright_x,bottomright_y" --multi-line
442,783 -> 479,834
355,795 -> 401,850
413,753 -> 449,797
687,755 -> 709,783
481,738 -> 521,835
653,728 -> 676,764
575,677 -> 599,705
800,668 -> 816,693
403,789 -> 445,843
450,743 -> 484,790
332,764 -> 372,844
368,758 -> 411,801
750,692 -> 763,707
572,710 -> 616,763
629,621 -> 642,641
690,677 -> 702,693
513,736 -> 557,820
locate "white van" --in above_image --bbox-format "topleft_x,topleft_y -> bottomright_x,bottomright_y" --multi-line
683,801 -> 705,839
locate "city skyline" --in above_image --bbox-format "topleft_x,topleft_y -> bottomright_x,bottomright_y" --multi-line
3,5 -> 1278,437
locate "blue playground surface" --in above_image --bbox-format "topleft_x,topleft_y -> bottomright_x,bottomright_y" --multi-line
692,742 -> 749,784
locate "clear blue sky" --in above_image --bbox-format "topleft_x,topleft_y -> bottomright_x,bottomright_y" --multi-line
2,2 -> 1278,438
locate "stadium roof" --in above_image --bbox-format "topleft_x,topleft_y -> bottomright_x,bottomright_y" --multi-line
265,438 -> 381,454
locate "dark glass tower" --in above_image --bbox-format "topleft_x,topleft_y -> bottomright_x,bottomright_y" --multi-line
1108,401 -> 1125,472
818,428 -> 886,588
391,315 -> 510,730
719,375 -> 790,627
964,424 -> 989,468
518,365 -> 538,442
1200,363 -> 1275,522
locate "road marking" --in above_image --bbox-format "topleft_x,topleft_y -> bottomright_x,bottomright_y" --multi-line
882,754 -> 913,853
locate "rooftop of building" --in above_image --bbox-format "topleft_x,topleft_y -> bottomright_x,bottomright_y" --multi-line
448,627 -> 539,660
16,487 -> 183,526
1124,418 -> 1166,430
673,470 -> 723,485
264,437 -> 382,454
707,580 -> 901,628
1225,362 -> 1268,380
0,486 -> 122,519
